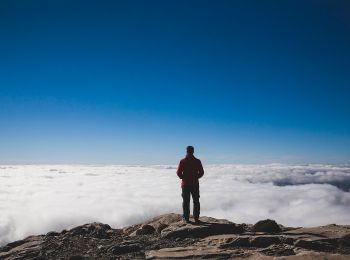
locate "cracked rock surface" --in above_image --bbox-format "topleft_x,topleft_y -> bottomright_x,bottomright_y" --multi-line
1,213 -> 349,259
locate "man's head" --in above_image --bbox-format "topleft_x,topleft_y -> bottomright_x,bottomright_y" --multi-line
186,146 -> 194,156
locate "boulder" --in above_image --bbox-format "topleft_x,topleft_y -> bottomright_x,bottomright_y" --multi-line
252,219 -> 282,233
134,224 -> 156,235
161,216 -> 244,239
124,213 -> 182,236
69,222 -> 111,239
155,223 -> 169,234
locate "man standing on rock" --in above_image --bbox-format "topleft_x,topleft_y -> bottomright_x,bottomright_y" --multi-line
177,146 -> 204,224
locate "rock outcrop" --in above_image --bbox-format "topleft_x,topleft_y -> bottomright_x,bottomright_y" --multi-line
0,213 -> 349,259
252,219 -> 282,233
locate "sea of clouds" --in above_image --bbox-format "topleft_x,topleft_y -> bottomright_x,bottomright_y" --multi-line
1,164 -> 350,246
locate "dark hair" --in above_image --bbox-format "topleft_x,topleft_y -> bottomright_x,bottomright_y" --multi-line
186,146 -> 194,154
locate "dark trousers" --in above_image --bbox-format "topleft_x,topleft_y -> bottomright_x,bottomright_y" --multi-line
182,185 -> 200,220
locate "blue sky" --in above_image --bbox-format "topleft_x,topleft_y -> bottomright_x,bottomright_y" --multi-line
1,0 -> 349,164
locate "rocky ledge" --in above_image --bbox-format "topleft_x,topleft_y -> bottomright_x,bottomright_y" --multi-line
1,213 -> 350,259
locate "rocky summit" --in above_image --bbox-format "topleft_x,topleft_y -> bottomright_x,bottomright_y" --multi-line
1,213 -> 350,259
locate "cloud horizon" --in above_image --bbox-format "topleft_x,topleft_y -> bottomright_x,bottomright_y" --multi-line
1,164 -> 349,246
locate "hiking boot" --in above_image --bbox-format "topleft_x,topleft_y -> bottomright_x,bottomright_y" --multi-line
194,218 -> 201,224
182,217 -> 190,224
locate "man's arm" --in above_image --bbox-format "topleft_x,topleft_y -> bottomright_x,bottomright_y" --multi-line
176,160 -> 184,179
198,160 -> 204,178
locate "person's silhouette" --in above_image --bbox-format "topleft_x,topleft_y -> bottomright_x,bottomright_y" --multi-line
176,146 -> 204,223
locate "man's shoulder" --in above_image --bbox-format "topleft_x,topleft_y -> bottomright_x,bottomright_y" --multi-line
180,156 -> 202,163
179,158 -> 186,163
194,156 -> 202,163
179,157 -> 192,164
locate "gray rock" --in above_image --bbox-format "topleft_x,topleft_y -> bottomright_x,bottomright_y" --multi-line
107,242 -> 143,254
69,255 -> 91,260
252,219 -> 282,233
339,234 -> 350,248
161,216 -> 244,239
46,231 -> 60,237
250,236 -> 282,248
135,224 -> 156,235
219,236 -> 251,248
1,213 -> 350,259
294,238 -> 338,251
259,244 -> 295,256
69,222 -> 111,239
155,223 -> 168,234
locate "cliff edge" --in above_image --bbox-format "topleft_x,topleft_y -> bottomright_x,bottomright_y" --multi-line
1,213 -> 350,259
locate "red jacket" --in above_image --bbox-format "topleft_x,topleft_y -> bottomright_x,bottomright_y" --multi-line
176,155 -> 204,186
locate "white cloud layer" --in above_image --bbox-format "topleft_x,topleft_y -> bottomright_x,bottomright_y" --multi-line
1,164 -> 350,246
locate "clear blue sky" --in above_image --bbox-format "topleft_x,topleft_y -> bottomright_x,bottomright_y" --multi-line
1,0 -> 349,164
